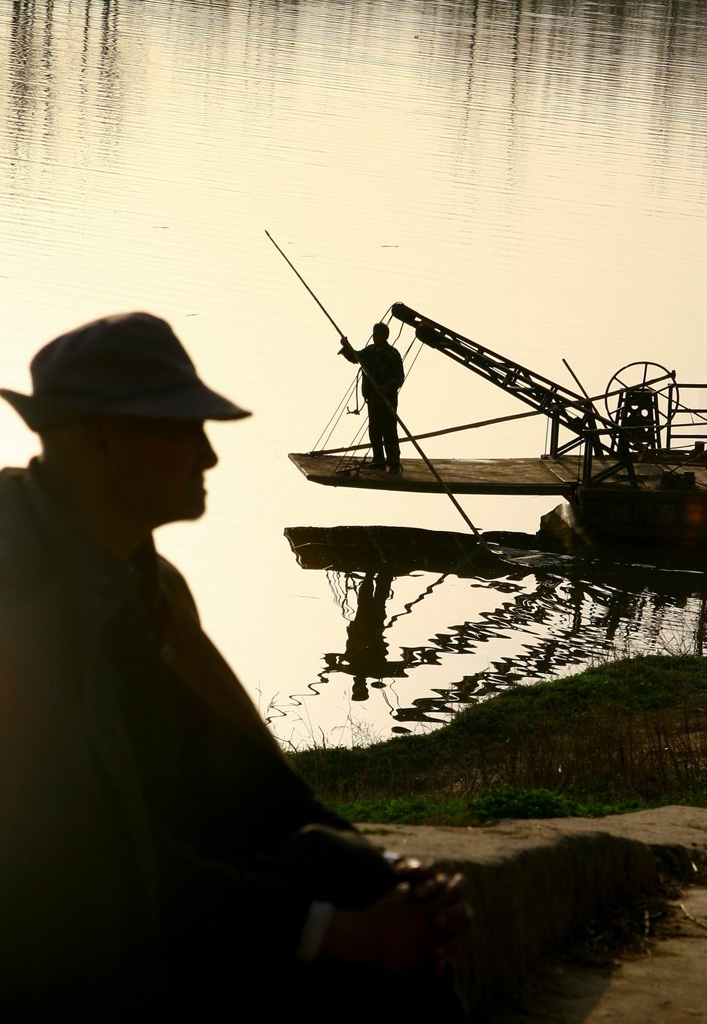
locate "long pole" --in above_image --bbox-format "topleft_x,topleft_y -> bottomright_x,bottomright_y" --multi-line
266,230 -> 485,541
265,230 -> 347,338
375,393 -> 484,538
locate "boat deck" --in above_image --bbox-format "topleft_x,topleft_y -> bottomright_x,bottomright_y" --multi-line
289,453 -> 601,495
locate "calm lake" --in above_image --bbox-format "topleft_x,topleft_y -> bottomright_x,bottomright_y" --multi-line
1,0 -> 706,747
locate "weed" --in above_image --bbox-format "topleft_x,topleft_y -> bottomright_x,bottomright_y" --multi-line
467,786 -> 574,822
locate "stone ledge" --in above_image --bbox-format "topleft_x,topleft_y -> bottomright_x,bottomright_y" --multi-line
359,806 -> 707,1008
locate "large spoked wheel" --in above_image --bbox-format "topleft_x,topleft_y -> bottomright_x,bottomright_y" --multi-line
604,361 -> 677,450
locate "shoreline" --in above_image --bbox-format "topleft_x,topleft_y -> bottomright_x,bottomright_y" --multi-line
290,654 -> 707,826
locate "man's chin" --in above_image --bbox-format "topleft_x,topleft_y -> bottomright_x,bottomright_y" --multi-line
183,494 -> 207,521
155,494 -> 207,527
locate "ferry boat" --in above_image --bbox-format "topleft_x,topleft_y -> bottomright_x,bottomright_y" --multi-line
290,303 -> 707,547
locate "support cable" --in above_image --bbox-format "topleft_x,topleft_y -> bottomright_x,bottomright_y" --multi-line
312,377 -> 360,453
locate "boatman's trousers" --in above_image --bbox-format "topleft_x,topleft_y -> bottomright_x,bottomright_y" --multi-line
367,394 -> 400,470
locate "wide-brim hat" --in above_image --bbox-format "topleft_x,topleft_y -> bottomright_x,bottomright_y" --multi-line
1,312 -> 251,431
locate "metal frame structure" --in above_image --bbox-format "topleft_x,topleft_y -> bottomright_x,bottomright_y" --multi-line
389,303 -> 691,489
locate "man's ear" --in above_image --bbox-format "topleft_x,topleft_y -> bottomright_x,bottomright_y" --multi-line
88,417 -> 120,458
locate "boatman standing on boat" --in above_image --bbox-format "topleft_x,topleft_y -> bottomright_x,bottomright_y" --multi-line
339,323 -> 404,475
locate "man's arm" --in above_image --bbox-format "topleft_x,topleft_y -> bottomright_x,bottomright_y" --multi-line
338,336 -> 360,365
154,820 -> 312,964
157,821 -> 469,975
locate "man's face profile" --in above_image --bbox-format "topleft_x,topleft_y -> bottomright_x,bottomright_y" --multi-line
99,416 -> 218,528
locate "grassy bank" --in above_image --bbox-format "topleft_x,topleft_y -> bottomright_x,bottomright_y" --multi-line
289,655 -> 707,826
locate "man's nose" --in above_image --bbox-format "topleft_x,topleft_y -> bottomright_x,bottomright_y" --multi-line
199,427 -> 218,469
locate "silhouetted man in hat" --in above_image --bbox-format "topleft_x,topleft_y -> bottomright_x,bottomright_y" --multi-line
0,313 -> 468,1020
340,323 -> 405,474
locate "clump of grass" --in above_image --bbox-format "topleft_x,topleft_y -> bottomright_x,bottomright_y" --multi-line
329,787 -> 658,827
331,795 -> 471,827
467,786 -> 575,822
290,655 -> 707,820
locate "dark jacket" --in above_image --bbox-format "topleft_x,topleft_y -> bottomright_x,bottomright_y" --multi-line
0,464 -> 354,1015
341,341 -> 404,402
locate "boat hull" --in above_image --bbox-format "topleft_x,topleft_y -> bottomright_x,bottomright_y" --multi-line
284,525 -> 507,576
574,485 -> 707,546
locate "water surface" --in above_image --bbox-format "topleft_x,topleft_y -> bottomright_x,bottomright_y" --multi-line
1,0 -> 705,745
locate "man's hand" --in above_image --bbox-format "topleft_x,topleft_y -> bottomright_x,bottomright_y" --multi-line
338,338 -> 360,366
392,855 -> 451,899
319,873 -> 470,973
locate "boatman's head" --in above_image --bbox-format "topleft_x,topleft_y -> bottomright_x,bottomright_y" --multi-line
372,322 -> 390,346
1,312 -> 251,539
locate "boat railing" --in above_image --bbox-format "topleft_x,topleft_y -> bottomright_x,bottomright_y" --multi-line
665,383 -> 707,451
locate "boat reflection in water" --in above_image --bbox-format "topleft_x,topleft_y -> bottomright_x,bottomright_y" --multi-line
285,526 -> 707,732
